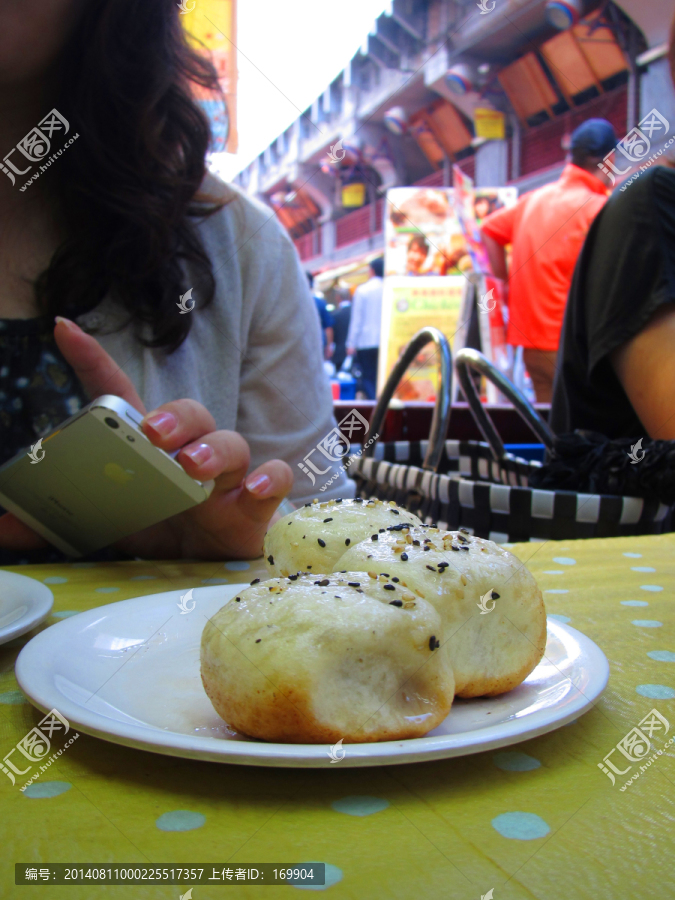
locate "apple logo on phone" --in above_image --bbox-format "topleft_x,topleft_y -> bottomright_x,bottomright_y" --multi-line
103,462 -> 135,485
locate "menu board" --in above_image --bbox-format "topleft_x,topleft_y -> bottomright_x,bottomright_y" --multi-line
378,277 -> 465,402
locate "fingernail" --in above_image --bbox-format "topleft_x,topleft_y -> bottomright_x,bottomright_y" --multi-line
55,316 -> 81,333
245,473 -> 272,495
181,442 -> 213,466
144,411 -> 177,436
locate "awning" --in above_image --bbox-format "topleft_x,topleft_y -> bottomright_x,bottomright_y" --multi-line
313,251 -> 381,291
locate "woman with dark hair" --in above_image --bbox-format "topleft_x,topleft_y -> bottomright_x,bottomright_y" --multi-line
550,14 -> 675,441
0,0 -> 347,563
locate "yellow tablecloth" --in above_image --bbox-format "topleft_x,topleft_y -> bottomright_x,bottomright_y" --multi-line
1,534 -> 674,899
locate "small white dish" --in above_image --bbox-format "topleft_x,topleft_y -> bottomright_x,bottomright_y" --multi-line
16,585 -> 609,768
0,571 -> 54,646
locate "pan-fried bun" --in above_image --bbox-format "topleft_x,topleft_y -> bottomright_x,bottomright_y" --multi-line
334,526 -> 546,698
263,498 -> 423,577
201,572 -> 454,744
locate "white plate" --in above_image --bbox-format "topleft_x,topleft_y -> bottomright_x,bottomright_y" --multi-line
0,571 -> 53,646
16,585 -> 609,768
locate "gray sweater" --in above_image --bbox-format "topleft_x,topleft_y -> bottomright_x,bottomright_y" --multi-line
75,178 -> 353,506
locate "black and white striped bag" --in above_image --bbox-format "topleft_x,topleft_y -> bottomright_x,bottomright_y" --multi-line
348,334 -> 673,543
348,438 -> 671,543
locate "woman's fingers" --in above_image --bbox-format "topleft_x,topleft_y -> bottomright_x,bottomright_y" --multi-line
142,399 -> 218,452
0,513 -> 49,550
175,427 -> 250,486
54,317 -> 146,412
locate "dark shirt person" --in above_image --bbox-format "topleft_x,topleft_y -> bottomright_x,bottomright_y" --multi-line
551,16 -> 675,442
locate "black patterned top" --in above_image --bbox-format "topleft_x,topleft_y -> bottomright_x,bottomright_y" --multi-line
0,317 -> 123,565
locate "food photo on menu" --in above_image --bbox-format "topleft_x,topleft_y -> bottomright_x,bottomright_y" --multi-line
1,0 -> 674,898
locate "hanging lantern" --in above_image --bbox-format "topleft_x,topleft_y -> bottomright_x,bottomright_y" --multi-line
545,0 -> 582,30
383,106 -> 408,135
445,63 -> 474,95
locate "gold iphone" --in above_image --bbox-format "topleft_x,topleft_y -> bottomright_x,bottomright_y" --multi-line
0,395 -> 214,557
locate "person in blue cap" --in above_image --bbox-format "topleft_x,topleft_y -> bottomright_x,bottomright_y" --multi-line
481,118 -> 617,402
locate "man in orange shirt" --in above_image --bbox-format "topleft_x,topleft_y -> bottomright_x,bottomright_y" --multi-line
481,119 -> 617,402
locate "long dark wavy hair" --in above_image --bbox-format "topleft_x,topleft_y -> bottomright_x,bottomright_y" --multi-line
36,0 -> 230,353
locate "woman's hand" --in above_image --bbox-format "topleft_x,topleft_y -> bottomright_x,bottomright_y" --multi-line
0,317 -> 293,559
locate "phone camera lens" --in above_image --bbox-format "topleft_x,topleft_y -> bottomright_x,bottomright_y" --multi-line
104,417 -> 120,429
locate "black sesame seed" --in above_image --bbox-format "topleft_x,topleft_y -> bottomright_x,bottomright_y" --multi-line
371,534 -> 378,541
269,586 -> 274,591
387,523 -> 406,532
392,577 -> 400,583
492,591 -> 500,599
323,518 -> 333,523
355,498 -> 363,503
255,639 -> 261,643
318,578 -> 330,586
345,538 -> 351,546
318,538 -> 326,547
336,498 -> 343,503
235,597 -> 241,602
384,584 -> 395,591
423,546 -> 431,551
389,599 -> 403,607
304,503 -> 311,507
412,540 -> 420,546
348,582 -> 361,587
438,562 -> 449,569
401,552 -> 408,561
380,573 -> 389,577
307,565 -> 312,568
426,565 -> 437,572
457,534 -> 468,543
451,545 -> 460,551
250,578 -> 260,585
429,636 -> 440,651
459,528 -> 470,534
334,595 -> 342,599
288,574 -> 298,581
267,555 -> 274,565
391,509 -> 400,515
367,554 -> 373,559
379,528 -> 385,533
460,545 -> 470,551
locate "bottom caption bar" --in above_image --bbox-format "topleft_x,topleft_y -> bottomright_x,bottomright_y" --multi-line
16,864 -> 325,885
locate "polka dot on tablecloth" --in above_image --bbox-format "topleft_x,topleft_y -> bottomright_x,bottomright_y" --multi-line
640,585 -> 664,592
493,752 -> 541,772
43,576 -> 68,585
331,796 -> 389,817
491,812 -> 550,841
293,863 -> 343,892
0,690 -> 26,704
636,684 -> 675,700
632,620 -> 663,628
155,810 -> 205,832
545,589 -> 569,594
621,601 -> 649,607
623,552 -> 642,558
23,781 -> 72,799
552,557 -> 576,566
548,614 -> 571,624
224,561 -> 250,572
632,567 -> 656,573
648,651 -> 675,662
95,587 -> 120,594
53,611 -> 79,618
129,575 -> 157,581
